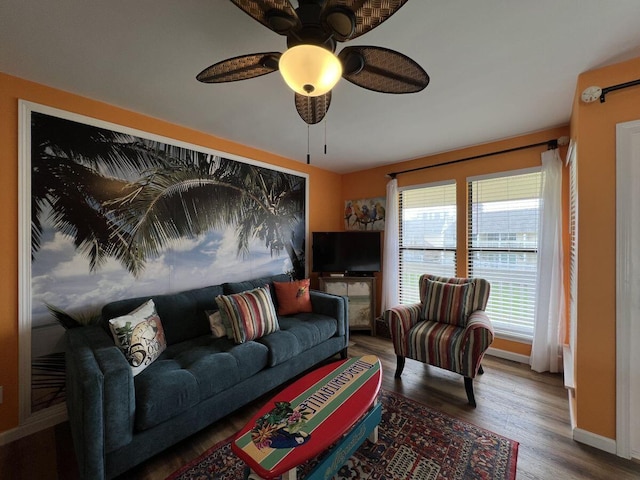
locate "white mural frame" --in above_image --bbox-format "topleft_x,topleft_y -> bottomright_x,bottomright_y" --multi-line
17,100 -> 309,429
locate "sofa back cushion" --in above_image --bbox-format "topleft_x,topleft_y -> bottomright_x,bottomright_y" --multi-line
102,284 -> 224,346
223,273 -> 290,310
101,275 -> 291,346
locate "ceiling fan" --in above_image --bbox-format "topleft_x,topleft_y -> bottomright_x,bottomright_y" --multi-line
196,0 -> 430,125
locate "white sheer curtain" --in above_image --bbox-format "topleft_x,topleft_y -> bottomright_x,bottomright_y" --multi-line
381,178 -> 399,311
530,148 -> 566,373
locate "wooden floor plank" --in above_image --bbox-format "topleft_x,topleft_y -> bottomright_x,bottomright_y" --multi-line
2,333 -> 640,479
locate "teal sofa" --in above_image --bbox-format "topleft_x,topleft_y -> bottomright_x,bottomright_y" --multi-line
65,274 -> 349,480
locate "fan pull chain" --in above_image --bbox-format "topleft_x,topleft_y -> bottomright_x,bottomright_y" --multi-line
306,95 -> 311,164
307,123 -> 310,164
324,117 -> 327,155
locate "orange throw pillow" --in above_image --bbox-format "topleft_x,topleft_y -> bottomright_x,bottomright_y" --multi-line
273,279 -> 313,315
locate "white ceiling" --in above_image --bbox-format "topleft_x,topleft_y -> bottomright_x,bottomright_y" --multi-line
2,1 -> 640,173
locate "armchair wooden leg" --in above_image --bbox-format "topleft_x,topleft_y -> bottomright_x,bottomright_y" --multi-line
395,356 -> 405,378
340,347 -> 348,359
464,377 -> 477,408
478,365 -> 484,375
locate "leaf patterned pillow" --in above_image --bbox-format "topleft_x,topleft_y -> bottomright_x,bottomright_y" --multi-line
108,299 -> 167,376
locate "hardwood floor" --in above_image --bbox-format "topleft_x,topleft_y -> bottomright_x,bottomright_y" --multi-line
3,333 -> 640,479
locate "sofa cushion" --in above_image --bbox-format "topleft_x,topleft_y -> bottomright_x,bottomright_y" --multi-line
223,273 -> 291,310
216,286 -> 280,344
258,314 -> 338,366
273,279 -> 313,315
421,279 -> 475,327
133,335 -> 269,431
408,320 -> 465,373
108,300 -> 167,376
102,284 -> 224,346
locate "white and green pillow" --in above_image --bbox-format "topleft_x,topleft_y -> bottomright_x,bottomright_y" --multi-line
108,299 -> 167,376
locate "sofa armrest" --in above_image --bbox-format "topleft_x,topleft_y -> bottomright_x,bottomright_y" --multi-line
383,303 -> 422,357
309,290 -> 349,337
66,326 -> 135,480
460,310 -> 495,378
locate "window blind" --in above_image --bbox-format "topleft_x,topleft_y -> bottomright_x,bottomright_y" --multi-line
468,169 -> 542,340
399,181 -> 456,304
567,143 -> 578,353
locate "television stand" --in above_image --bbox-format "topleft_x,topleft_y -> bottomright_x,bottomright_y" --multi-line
318,276 -> 376,335
346,271 -> 374,277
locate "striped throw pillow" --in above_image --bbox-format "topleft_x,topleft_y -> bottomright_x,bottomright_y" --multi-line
215,286 -> 279,344
421,279 -> 475,327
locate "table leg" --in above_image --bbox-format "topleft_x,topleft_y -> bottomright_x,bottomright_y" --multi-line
368,425 -> 379,443
282,468 -> 297,480
246,468 -> 267,480
368,399 -> 380,443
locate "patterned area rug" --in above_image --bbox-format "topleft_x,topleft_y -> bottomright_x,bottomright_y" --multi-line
167,389 -> 518,480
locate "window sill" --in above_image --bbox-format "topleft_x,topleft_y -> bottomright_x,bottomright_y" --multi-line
493,331 -> 533,345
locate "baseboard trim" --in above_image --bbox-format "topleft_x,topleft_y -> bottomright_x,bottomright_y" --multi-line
0,403 -> 67,446
573,427 -> 617,454
567,388 -> 577,430
485,347 -> 529,364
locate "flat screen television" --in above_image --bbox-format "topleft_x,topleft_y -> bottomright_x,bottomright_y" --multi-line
312,231 -> 381,275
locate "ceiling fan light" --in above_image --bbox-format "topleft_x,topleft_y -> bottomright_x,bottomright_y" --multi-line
279,44 -> 342,97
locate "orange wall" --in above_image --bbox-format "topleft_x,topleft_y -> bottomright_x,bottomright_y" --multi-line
4,53 -> 636,443
571,56 -> 640,439
0,72 -> 343,433
342,126 -> 570,354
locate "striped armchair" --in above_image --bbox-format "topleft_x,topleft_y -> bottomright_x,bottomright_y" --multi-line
383,274 -> 494,407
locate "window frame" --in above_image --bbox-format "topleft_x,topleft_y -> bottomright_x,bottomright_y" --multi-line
398,180 -> 457,304
467,167 -> 542,342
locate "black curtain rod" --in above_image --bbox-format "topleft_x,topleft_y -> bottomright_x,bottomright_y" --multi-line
599,78 -> 640,103
387,139 -> 558,179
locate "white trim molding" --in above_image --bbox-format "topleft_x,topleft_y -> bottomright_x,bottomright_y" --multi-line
573,428 -> 617,455
616,119 -> 640,460
0,403 -> 67,446
18,100 -> 33,425
486,347 -> 529,365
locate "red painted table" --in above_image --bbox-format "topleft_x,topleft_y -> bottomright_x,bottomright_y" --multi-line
232,355 -> 382,480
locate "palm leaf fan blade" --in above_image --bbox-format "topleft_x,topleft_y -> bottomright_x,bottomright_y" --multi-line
339,45 -> 429,93
295,92 -> 331,125
196,53 -> 281,83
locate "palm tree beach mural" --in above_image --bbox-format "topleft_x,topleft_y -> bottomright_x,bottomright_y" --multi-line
23,104 -> 307,414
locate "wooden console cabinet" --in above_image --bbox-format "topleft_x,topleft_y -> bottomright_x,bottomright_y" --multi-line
319,276 -> 376,335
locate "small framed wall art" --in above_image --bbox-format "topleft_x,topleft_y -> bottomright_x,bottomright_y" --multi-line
344,197 -> 385,231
